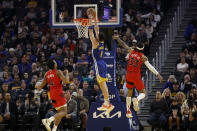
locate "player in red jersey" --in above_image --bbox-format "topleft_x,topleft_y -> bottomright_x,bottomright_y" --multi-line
113,35 -> 163,118
36,59 -> 69,131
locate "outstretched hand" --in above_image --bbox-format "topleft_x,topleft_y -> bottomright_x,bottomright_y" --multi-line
157,74 -> 163,83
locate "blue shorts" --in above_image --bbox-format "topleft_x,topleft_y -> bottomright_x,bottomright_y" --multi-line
93,60 -> 108,83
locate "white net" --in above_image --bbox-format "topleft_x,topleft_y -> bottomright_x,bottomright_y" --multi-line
74,19 -> 90,38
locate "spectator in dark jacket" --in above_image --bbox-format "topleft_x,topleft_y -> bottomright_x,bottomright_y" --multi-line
147,91 -> 168,130
18,55 -> 32,75
0,92 -> 17,130
22,91 -> 40,131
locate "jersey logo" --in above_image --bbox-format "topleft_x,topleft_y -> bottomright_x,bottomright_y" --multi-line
47,74 -> 54,79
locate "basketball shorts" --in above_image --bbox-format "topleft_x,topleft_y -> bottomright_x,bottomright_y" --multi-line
50,90 -> 67,109
126,72 -> 145,91
93,60 -> 108,83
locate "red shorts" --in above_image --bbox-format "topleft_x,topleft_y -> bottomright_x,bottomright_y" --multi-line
50,90 -> 67,109
126,72 -> 145,91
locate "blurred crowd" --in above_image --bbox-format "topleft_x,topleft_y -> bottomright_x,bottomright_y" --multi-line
147,19 -> 197,131
0,0 -> 169,131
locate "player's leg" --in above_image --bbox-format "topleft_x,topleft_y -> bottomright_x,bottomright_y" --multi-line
132,79 -> 146,112
126,87 -> 133,118
52,106 -> 67,131
42,106 -> 67,131
97,80 -> 114,115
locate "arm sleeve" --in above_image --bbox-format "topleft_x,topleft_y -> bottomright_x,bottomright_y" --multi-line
144,61 -> 159,76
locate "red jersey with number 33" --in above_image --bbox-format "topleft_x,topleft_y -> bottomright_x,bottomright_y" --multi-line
46,69 -> 63,94
127,50 -> 144,73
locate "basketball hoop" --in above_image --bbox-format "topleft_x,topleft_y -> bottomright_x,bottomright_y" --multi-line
74,18 -> 91,38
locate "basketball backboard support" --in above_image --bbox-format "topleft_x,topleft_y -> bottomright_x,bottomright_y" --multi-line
50,0 -> 122,28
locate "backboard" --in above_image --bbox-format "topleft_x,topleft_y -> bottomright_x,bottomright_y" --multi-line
50,0 -> 122,28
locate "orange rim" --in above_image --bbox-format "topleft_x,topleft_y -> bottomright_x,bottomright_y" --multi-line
74,18 -> 90,26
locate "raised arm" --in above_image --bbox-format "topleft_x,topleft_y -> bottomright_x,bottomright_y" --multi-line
94,18 -> 99,41
113,35 -> 132,53
57,69 -> 69,84
142,55 -> 163,83
39,74 -> 47,89
88,20 -> 98,49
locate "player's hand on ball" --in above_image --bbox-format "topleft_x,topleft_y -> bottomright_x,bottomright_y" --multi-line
157,74 -> 163,83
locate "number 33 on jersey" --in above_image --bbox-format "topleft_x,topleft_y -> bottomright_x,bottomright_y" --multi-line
127,50 -> 144,72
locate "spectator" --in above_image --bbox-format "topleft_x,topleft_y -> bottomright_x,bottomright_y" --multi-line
76,89 -> 89,130
88,69 -> 95,81
15,96 -> 25,130
176,56 -> 189,73
69,83 -> 77,93
34,81 -> 43,104
181,97 -> 190,130
171,81 -> 180,97
188,93 -> 197,131
39,90 -> 53,120
29,74 -> 38,90
162,75 -> 176,92
22,91 -> 40,131
146,23 -> 153,39
12,65 -> 20,78
176,91 -> 186,106
23,72 -> 31,88
180,74 -> 193,96
189,68 -> 197,84
161,88 -> 172,109
147,91 -> 168,130
76,53 -> 89,76
0,92 -> 17,130
0,83 -> 10,97
16,80 -> 30,99
18,55 -> 32,75
62,89 -> 78,130
190,55 -> 197,70
0,93 -> 3,106
91,83 -> 100,102
61,57 -> 74,72
168,97 -> 181,131
1,71 -> 13,85
82,81 -> 92,102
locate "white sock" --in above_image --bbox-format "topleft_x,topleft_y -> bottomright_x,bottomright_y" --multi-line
137,93 -> 145,101
48,116 -> 55,122
126,97 -> 131,111
52,125 -> 57,131
104,99 -> 109,106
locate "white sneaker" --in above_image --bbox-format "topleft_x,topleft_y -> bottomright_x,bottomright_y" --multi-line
42,118 -> 51,131
132,98 -> 139,112
104,104 -> 115,115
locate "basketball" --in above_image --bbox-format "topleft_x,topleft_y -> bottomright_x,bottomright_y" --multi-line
86,8 -> 96,19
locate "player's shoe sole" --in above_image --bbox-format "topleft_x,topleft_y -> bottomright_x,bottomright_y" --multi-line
105,105 -> 115,115
132,98 -> 139,112
42,119 -> 51,131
